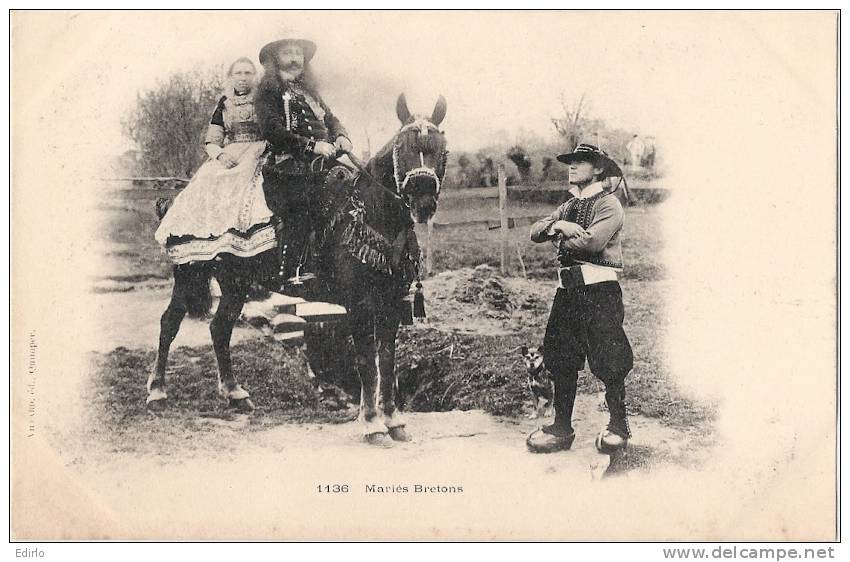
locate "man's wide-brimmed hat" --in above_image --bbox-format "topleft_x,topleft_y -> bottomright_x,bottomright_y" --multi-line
556,143 -> 623,179
259,38 -> 317,66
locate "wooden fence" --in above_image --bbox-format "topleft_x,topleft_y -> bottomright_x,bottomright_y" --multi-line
102,174 -> 668,278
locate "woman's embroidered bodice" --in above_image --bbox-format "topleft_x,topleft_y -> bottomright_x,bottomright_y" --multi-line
207,93 -> 262,145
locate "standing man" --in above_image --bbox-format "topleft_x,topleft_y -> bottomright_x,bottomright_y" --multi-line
526,144 -> 634,455
625,134 -> 645,168
254,37 -> 353,285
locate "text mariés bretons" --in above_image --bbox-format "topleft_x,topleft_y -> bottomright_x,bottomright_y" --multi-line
366,484 -> 464,494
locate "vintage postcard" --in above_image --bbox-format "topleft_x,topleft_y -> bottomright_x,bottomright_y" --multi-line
10,10 -> 839,541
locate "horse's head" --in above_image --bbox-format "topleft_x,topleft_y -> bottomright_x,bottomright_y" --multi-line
390,93 -> 447,224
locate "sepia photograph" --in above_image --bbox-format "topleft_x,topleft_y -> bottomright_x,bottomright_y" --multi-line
9,9 -> 839,542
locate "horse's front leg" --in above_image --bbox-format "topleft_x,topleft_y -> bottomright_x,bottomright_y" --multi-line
210,270 -> 253,413
350,307 -> 391,446
377,301 -> 408,441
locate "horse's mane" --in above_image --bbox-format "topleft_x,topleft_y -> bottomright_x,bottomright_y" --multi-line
367,139 -> 397,191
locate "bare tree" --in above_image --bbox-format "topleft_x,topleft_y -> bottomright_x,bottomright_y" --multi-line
551,92 -> 588,151
122,68 -> 224,178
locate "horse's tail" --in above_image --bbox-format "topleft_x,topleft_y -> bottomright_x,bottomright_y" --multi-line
176,264 -> 214,318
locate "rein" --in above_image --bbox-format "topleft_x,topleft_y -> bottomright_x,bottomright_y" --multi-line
344,152 -> 404,203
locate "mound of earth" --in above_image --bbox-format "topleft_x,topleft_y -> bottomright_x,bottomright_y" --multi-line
420,264 -> 551,335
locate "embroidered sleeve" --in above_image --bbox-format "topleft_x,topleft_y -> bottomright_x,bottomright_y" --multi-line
205,124 -> 225,146
204,136 -> 224,160
209,96 -> 226,127
203,97 -> 227,160
561,196 -> 624,253
530,202 -> 569,243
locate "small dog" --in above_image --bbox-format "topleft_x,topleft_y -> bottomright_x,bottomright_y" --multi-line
520,345 -> 555,419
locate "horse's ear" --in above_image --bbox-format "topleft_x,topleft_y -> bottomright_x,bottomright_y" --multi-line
396,93 -> 411,124
431,95 -> 447,126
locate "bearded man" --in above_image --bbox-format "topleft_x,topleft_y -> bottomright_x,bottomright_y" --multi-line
255,37 -> 353,285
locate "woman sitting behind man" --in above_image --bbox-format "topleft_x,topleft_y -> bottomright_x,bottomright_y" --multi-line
155,56 -> 276,266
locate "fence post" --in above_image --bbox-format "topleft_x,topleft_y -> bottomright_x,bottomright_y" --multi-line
498,164 -> 509,274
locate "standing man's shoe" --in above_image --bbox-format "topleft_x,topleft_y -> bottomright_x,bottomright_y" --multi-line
526,424 -> 576,453
595,420 -> 630,454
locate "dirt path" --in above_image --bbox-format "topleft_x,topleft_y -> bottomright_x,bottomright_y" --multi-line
24,280 -> 715,539
50,403 -> 707,540
90,288 -> 258,353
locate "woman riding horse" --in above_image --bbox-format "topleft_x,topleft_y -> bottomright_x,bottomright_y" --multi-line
155,57 -> 275,267
149,57 -> 276,408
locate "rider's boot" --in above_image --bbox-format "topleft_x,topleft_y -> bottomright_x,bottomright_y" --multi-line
275,216 -> 316,293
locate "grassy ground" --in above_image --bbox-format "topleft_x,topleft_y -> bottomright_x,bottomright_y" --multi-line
91,190 -> 715,440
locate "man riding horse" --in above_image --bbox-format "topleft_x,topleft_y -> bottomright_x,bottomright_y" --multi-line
254,37 -> 354,287
149,34 -> 448,445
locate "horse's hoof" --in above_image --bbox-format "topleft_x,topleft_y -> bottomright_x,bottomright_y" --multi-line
228,398 -> 255,413
364,432 -> 394,448
146,372 -> 163,394
388,426 -> 411,442
146,385 -> 167,410
219,383 -> 251,401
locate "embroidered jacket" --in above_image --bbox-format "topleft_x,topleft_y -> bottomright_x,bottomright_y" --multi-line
204,92 -> 262,160
530,181 -> 625,270
254,78 -> 349,158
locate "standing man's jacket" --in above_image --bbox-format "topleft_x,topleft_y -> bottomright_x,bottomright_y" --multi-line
529,182 -> 625,270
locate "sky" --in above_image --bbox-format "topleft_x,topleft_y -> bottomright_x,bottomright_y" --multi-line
12,9 -> 837,185
16,9 -> 836,171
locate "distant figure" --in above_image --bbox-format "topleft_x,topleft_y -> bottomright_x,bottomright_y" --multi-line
642,135 -> 657,168
477,154 -> 496,187
625,134 -> 646,168
542,157 -> 554,181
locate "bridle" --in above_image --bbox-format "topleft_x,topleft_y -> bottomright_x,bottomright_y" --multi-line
341,118 -> 446,211
391,118 -> 447,198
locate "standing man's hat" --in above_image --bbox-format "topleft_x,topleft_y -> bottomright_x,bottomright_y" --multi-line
259,38 -> 317,66
556,143 -> 623,179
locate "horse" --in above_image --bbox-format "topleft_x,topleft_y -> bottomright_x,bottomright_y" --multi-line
147,93 -> 448,446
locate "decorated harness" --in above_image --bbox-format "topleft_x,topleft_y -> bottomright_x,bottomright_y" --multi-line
318,165 -> 421,287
